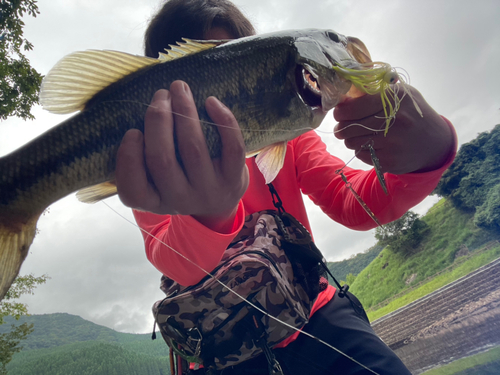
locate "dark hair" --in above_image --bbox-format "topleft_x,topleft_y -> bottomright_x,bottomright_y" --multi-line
144,0 -> 256,58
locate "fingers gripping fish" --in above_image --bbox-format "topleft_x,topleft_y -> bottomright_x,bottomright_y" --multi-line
0,29 -> 393,300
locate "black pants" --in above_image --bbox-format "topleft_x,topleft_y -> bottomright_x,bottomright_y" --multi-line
207,290 -> 411,375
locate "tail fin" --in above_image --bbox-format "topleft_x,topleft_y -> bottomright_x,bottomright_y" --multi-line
0,215 -> 40,300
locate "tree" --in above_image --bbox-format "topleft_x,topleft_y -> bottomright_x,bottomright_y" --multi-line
435,125 -> 500,210
345,273 -> 356,286
435,125 -> 500,231
474,184 -> 500,231
0,0 -> 43,120
0,274 -> 47,374
375,211 -> 429,254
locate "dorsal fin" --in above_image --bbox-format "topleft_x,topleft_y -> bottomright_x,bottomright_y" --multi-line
158,38 -> 227,61
40,39 -> 228,115
40,50 -> 161,114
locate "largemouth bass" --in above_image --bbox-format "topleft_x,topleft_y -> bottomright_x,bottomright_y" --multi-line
0,29 -> 371,300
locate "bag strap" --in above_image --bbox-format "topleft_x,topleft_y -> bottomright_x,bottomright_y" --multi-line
266,183 -> 353,300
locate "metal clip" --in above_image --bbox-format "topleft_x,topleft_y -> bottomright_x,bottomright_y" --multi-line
186,327 -> 203,357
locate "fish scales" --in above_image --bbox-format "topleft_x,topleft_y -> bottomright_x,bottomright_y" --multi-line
3,40 -> 287,213
0,29 -> 362,299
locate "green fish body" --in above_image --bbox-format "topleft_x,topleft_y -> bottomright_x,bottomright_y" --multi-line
0,29 -> 361,300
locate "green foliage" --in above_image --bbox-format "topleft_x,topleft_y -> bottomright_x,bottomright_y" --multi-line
327,244 -> 384,282
435,125 -> 500,229
0,0 -> 43,120
474,183 -> 500,231
0,274 -> 47,374
0,274 -> 48,323
375,211 -> 429,254
0,322 -> 33,375
345,273 -> 356,286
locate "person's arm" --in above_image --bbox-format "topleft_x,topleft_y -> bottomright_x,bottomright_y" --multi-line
132,203 -> 246,285
115,81 -> 249,285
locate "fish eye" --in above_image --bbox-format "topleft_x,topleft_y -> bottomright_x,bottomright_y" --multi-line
327,31 -> 340,43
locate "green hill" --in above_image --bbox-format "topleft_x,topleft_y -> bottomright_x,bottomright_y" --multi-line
350,199 -> 500,314
327,243 -> 384,282
1,313 -> 170,375
7,341 -> 169,375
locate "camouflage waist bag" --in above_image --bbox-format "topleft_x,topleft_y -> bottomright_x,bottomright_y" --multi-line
152,210 -> 325,373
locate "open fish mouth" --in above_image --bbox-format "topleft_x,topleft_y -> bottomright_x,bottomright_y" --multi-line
296,65 -> 322,109
297,62 -> 352,112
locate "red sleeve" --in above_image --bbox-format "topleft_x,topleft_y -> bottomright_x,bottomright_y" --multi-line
133,201 -> 246,286
134,118 -> 456,285
293,117 -> 457,230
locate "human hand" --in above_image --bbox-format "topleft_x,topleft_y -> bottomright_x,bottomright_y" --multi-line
115,81 -> 249,232
333,84 -> 454,174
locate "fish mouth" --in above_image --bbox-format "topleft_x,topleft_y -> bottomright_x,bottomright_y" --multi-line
296,65 -> 322,109
296,63 -> 352,112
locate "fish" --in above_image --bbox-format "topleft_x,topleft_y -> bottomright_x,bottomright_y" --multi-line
0,28 -> 371,300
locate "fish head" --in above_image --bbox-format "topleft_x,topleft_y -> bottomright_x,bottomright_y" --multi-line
292,29 -> 367,117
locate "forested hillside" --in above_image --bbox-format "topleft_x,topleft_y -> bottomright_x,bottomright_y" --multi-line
327,244 -> 384,282
2,314 -> 170,375
7,341 -> 169,375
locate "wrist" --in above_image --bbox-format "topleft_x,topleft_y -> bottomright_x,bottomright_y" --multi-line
192,204 -> 240,234
414,116 -> 457,173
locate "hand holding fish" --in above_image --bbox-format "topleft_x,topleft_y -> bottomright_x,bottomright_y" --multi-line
115,82 -> 249,233
334,84 -> 455,175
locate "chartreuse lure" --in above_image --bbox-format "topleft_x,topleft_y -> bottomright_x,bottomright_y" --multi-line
333,62 -> 423,135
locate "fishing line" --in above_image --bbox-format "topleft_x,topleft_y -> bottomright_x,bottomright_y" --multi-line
101,99 -> 321,135
102,201 -> 381,375
107,100 -> 397,136
103,81 -> 413,138
334,143 -> 385,228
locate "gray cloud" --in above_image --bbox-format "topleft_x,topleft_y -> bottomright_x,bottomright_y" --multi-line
3,0 -> 500,333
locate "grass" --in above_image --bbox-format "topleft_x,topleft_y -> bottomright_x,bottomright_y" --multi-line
367,242 -> 500,321
347,199 -> 500,319
420,345 -> 500,375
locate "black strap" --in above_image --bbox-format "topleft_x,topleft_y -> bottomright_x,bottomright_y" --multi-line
266,182 -> 363,314
267,183 -> 285,215
250,311 -> 284,375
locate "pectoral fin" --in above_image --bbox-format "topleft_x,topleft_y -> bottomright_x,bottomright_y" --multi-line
76,181 -> 118,203
253,142 -> 288,184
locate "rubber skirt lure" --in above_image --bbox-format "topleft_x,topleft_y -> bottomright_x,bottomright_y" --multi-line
333,62 -> 423,135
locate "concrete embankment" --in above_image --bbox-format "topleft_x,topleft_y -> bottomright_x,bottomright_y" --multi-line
371,258 -> 500,374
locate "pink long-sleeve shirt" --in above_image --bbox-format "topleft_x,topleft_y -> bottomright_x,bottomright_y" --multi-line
134,122 -> 456,346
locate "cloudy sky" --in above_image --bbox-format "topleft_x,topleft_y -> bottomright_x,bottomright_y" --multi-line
1,0 -> 499,334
